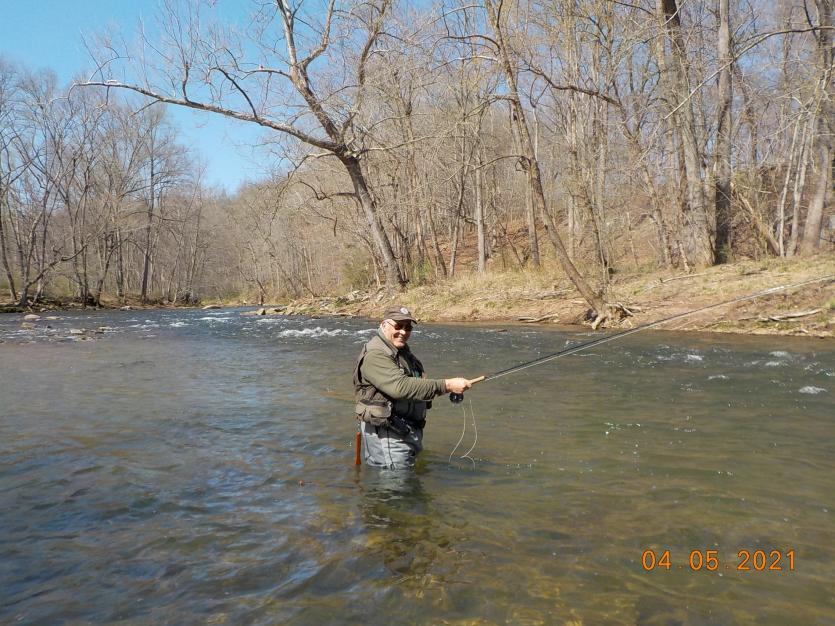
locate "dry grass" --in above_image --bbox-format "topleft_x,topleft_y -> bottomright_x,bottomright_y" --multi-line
362,254 -> 835,337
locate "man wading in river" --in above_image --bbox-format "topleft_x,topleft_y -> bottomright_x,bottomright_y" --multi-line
354,306 -> 472,469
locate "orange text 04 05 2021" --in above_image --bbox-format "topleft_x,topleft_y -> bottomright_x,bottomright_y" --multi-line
641,549 -> 795,572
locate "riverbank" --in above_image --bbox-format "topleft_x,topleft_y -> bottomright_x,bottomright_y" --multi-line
278,255 -> 835,337
4,256 -> 833,337
0,296 -> 219,315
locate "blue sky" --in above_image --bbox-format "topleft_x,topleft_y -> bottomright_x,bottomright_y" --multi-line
0,0 -> 267,193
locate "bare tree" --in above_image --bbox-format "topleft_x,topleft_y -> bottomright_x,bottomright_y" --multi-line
483,0 -> 605,319
78,0 -> 408,288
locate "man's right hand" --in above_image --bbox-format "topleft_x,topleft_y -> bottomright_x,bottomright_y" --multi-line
444,378 -> 472,394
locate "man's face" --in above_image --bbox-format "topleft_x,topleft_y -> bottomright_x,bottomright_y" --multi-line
381,318 -> 413,349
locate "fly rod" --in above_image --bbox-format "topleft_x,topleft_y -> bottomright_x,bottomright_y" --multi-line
449,274 -> 834,403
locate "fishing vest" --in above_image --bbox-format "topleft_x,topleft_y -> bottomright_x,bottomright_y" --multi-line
353,333 -> 429,429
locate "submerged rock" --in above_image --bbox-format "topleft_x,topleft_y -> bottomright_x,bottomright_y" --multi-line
241,306 -> 287,316
202,304 -> 222,310
23,314 -> 41,321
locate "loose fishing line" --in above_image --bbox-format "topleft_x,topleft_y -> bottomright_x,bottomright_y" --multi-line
449,398 -> 478,467
448,403 -> 469,464
460,398 -> 479,465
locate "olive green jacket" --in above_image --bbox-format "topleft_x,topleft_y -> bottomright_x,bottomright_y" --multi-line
354,331 -> 446,426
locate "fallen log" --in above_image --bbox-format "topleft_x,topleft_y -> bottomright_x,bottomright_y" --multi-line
518,313 -> 560,323
739,308 -> 822,322
764,309 -> 822,322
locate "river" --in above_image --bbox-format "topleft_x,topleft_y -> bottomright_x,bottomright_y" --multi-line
1,308 -> 833,624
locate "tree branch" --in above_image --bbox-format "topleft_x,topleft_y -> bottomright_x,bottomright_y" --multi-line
300,0 -> 336,72
73,80 -> 341,153
524,63 -> 619,105
664,26 -> 835,121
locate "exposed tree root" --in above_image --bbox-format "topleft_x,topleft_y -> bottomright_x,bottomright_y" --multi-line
590,302 -> 636,330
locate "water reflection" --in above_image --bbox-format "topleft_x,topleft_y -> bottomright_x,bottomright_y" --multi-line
354,464 -> 474,619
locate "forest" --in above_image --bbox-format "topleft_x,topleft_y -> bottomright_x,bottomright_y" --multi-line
1,0 -> 832,319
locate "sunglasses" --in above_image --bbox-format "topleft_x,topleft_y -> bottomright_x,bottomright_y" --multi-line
386,320 -> 413,332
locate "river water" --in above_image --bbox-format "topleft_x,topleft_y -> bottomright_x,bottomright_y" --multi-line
1,308 -> 833,625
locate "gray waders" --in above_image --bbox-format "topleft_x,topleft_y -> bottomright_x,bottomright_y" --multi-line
360,418 -> 423,469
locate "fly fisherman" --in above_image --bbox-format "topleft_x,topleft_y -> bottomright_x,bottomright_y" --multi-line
354,306 -> 472,469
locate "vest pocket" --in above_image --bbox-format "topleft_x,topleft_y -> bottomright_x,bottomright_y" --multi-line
356,400 -> 392,426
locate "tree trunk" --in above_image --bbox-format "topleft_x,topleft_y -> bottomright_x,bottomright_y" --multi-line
526,118 -> 540,267
185,203 -> 204,302
0,197 -> 18,301
341,154 -> 405,288
713,0 -> 733,263
525,180 -> 540,266
115,226 -> 125,301
93,235 -> 117,307
801,138 -> 833,254
475,149 -> 487,273
788,118 -> 812,257
141,155 -> 155,302
777,116 -> 802,255
426,203 -> 447,278
592,99 -> 611,281
801,0 -> 834,255
448,152 -> 467,277
657,0 -> 714,266
449,206 -> 461,278
733,65 -> 759,169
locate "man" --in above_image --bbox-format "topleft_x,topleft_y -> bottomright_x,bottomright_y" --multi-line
354,305 -> 472,469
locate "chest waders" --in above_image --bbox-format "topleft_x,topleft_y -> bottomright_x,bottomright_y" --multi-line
353,334 -> 427,465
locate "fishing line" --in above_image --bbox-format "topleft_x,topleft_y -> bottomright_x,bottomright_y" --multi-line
448,403 -> 469,463
449,400 -> 478,467
449,398 -> 479,466
460,398 -> 478,466
445,274 -> 833,462
467,274 -> 834,387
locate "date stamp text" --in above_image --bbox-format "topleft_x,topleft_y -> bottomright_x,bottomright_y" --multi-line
641,549 -> 795,572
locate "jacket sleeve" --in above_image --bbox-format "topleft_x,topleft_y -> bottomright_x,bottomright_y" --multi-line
361,349 -> 446,401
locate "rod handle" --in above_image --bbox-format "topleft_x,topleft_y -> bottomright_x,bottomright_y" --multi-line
449,375 -> 486,403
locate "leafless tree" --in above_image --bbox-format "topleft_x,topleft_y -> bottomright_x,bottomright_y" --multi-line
78,0 -> 410,288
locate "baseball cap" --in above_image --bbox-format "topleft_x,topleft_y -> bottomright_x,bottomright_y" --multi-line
382,305 -> 417,323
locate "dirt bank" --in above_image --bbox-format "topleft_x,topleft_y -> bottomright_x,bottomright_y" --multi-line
287,256 -> 835,338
